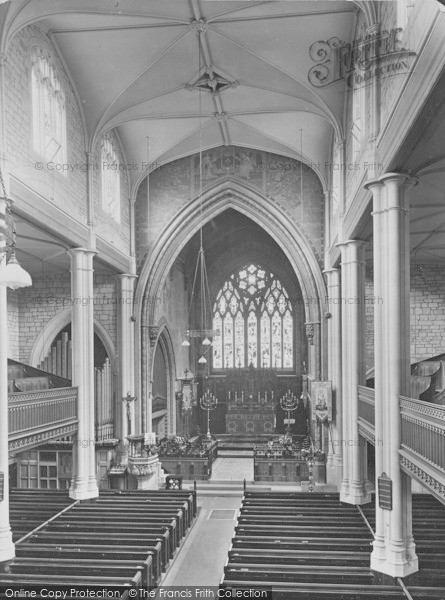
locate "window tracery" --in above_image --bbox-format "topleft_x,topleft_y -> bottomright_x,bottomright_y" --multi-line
212,264 -> 294,369
31,47 -> 66,166
101,138 -> 121,223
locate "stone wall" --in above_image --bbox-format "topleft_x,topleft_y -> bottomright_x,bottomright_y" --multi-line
410,264 -> 445,362
4,24 -> 88,223
135,146 -> 324,269
364,263 -> 445,372
4,24 -> 131,257
7,269 -> 119,366
7,290 -> 20,360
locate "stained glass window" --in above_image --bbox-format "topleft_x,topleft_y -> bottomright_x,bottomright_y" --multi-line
212,264 -> 294,369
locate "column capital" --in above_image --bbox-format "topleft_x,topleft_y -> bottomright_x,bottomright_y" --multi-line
378,172 -> 418,189
115,273 -> 138,282
67,247 -> 98,257
336,239 -> 367,251
322,267 -> 340,275
364,177 -> 384,191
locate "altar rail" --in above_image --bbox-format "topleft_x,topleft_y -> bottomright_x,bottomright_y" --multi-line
8,388 -> 78,455
399,395 -> 445,504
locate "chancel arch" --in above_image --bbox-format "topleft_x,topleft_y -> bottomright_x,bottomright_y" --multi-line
136,178 -> 327,431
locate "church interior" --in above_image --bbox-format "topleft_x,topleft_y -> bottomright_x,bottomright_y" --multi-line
1,0 -> 445,597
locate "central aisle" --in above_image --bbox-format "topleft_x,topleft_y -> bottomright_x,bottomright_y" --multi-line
160,494 -> 242,586
210,457 -> 254,481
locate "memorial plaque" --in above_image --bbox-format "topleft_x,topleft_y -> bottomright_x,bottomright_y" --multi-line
378,472 -> 392,510
0,472 -> 4,501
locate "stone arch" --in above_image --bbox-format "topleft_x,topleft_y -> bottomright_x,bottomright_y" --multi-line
29,307 -> 117,370
135,179 -> 327,430
149,321 -> 177,437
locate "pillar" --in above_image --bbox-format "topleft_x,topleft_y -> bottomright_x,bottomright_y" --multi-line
116,274 -> 137,458
338,240 -> 371,505
0,197 -> 14,563
324,268 -> 343,484
68,248 -> 99,500
367,173 -> 418,577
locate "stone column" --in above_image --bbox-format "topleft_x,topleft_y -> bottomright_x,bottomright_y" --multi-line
338,240 -> 371,505
368,173 -> 418,577
68,248 -> 99,500
324,268 -> 342,484
0,197 -> 14,563
116,274 -> 137,449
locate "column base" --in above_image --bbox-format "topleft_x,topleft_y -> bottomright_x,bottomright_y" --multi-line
87,477 -> 99,498
371,546 -> 418,578
0,528 -> 15,563
340,482 -> 371,505
69,478 -> 99,501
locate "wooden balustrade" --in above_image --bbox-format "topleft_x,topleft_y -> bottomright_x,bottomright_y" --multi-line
8,388 -> 78,453
399,395 -> 445,503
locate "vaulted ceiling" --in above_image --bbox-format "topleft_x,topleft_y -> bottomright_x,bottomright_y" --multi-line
1,0 -> 357,192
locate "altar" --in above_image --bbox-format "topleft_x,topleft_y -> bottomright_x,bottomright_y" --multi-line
223,365 -> 280,435
225,390 -> 275,434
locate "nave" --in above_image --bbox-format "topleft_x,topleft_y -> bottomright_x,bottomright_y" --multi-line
2,486 -> 445,599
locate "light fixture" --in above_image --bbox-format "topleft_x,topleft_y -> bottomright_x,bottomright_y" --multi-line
1,249 -> 32,290
180,31 -> 214,368
0,167 -> 32,289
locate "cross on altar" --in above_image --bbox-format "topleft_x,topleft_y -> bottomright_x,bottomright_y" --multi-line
184,369 -> 189,379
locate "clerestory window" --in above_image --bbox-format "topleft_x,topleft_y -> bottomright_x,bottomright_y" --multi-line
31,47 -> 67,167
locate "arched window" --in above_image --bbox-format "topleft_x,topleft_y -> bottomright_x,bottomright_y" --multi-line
101,138 -> 121,223
31,47 -> 66,166
212,264 -> 294,369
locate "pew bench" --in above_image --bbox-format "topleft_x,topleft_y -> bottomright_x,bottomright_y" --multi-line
26,530 -> 171,567
231,534 -> 373,553
46,515 -> 179,551
16,542 -> 162,585
220,581 -> 406,599
223,563 -> 374,585
5,557 -> 152,587
228,548 -> 371,567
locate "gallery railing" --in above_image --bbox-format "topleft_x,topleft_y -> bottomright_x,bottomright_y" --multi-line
8,387 -> 78,454
399,395 -> 445,503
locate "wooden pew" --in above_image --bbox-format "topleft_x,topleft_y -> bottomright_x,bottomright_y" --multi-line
16,542 -> 162,586
25,530 -> 171,567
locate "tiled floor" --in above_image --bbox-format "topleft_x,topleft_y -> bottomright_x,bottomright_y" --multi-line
210,457 -> 254,481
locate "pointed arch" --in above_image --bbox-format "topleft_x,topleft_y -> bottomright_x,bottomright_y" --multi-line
135,179 -> 327,428
29,306 -> 117,370
150,321 -> 177,436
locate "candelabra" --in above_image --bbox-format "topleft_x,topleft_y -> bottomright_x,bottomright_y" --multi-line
280,390 -> 298,435
199,389 -> 218,440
